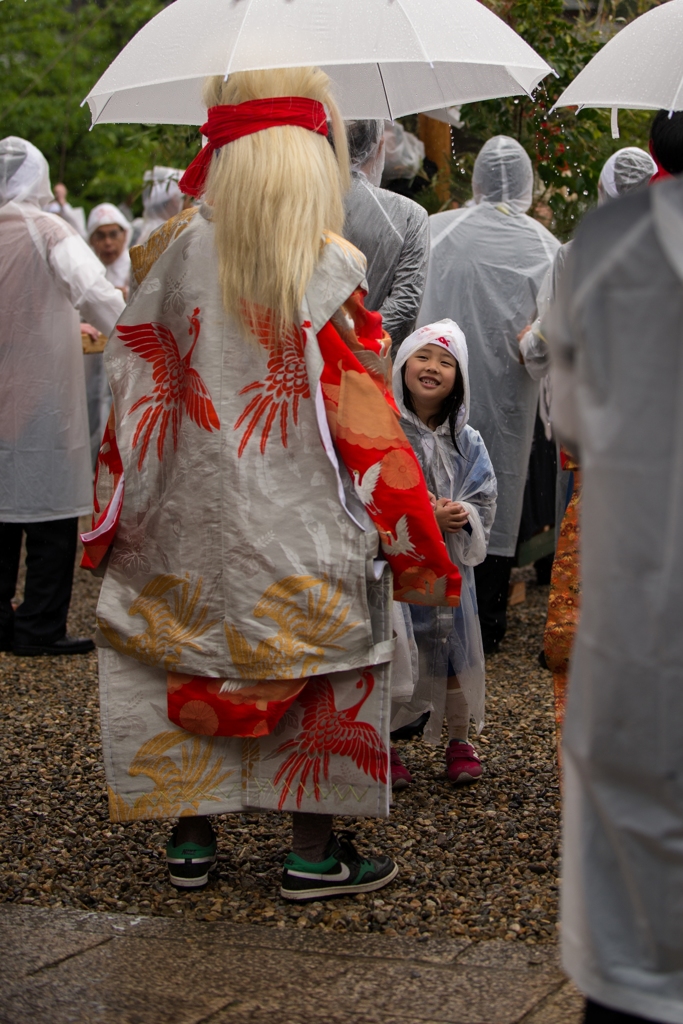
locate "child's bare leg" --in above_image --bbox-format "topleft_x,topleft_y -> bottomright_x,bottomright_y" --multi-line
446,674 -> 470,742
445,674 -> 482,784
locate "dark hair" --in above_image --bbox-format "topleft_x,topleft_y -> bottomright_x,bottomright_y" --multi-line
401,360 -> 466,454
650,110 -> 683,175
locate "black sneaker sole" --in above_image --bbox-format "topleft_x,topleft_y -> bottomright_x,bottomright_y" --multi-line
280,862 -> 399,901
168,857 -> 217,890
12,643 -> 95,656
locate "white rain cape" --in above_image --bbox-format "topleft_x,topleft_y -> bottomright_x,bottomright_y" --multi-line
418,136 -> 559,556
0,138 -> 125,522
391,320 -> 497,742
344,169 -> 429,352
545,175 -> 683,1023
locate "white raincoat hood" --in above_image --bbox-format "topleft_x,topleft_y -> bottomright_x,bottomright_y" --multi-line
597,146 -> 656,206
472,135 -> 533,215
87,202 -> 132,246
393,319 -> 470,435
0,137 -> 53,208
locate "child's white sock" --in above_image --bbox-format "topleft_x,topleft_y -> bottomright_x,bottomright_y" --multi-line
446,684 -> 470,744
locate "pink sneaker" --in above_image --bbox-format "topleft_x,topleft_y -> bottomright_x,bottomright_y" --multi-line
390,746 -> 412,790
446,740 -> 482,784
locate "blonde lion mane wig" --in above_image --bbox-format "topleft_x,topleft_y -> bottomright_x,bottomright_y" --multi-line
201,67 -> 350,345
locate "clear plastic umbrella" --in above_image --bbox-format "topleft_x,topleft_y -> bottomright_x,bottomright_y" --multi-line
552,0 -> 683,138
83,0 -> 553,125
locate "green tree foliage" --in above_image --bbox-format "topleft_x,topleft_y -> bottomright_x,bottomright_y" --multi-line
415,0 -> 664,238
0,0 -> 199,212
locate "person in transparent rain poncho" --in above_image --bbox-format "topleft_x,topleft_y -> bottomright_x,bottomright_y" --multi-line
343,119 -> 429,353
389,321 -> 497,788
133,166 -> 185,246
418,136 -> 559,654
543,161 -> 683,1024
0,137 -> 124,656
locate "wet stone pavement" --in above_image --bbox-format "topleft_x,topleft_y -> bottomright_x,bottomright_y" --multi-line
0,552 -> 580,1022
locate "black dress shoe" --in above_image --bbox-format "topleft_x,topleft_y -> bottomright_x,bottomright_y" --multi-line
390,711 -> 430,742
13,635 -> 95,657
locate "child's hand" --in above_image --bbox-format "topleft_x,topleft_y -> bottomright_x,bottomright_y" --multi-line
435,499 -> 469,534
427,490 -> 437,510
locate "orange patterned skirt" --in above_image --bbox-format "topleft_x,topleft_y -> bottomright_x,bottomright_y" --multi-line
544,462 -> 581,765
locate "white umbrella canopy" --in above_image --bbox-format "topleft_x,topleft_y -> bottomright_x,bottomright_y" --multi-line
83,0 -> 553,125
552,0 -> 683,135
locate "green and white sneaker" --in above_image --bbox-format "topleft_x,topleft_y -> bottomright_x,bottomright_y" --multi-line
166,826 -> 217,889
281,831 -> 398,902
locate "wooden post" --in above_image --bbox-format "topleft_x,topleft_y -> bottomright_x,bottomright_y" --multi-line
418,114 -> 452,204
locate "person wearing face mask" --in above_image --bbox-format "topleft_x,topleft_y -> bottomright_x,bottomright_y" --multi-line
418,136 -> 560,653
84,203 -> 132,466
343,119 -> 429,354
0,137 -> 124,657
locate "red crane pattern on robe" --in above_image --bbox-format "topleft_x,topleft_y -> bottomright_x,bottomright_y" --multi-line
117,307 -> 220,470
234,308 -> 310,457
273,670 -> 387,809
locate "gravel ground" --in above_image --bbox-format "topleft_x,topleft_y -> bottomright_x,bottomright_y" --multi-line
1,543 -> 560,943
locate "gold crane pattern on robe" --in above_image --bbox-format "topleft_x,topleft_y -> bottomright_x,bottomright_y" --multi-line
108,728 -> 234,821
98,573 -> 218,671
224,575 -> 358,679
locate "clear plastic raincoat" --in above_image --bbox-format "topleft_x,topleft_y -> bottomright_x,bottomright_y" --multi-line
390,320 -> 497,742
545,175 -> 683,1023
344,121 -> 429,351
0,138 -> 125,522
136,166 -> 185,246
418,136 -> 559,556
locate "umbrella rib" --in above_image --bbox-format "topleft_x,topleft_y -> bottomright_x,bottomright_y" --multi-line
377,65 -> 394,121
224,0 -> 255,80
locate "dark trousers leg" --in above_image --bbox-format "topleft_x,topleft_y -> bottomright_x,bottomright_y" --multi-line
474,553 -> 514,650
0,523 -> 23,649
584,999 -> 662,1024
13,518 -> 78,647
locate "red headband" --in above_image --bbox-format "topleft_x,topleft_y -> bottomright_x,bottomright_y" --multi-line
179,97 -> 329,197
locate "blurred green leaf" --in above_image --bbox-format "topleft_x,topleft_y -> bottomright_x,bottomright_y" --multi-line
0,0 -> 200,213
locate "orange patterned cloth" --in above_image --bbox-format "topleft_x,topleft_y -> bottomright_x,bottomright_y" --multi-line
544,455 -> 581,759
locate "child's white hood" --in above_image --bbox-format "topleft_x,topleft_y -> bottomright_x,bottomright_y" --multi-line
392,319 -> 470,435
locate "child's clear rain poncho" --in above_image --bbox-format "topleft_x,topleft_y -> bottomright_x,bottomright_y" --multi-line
391,320 -> 497,742
418,136 -> 559,557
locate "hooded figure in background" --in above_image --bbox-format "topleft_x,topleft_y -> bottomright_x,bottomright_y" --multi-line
543,161 -> 683,1024
85,203 -> 132,465
0,137 -> 124,656
343,119 -> 429,353
134,166 -> 185,246
419,135 -> 560,652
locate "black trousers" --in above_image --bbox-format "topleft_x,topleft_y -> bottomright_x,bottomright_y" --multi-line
474,553 -> 514,648
584,999 -> 662,1024
0,518 -> 78,648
